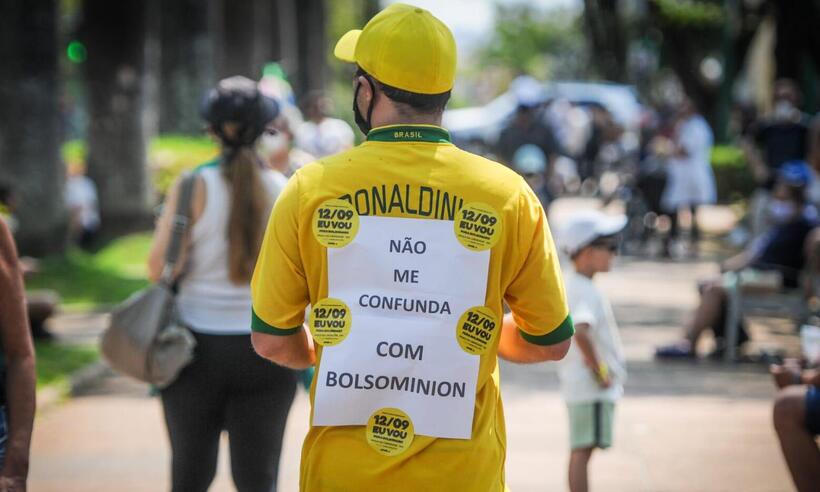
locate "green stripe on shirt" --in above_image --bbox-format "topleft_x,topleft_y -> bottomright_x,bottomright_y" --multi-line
251,309 -> 301,336
519,314 -> 575,346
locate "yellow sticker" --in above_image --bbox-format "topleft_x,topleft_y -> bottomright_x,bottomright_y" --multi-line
312,199 -> 360,248
308,298 -> 352,346
454,202 -> 502,251
455,306 -> 500,355
366,407 -> 414,456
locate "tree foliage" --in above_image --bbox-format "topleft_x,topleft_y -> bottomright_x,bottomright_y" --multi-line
480,5 -> 586,80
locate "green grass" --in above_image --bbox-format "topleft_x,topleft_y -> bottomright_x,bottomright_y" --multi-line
27,233 -> 152,392
149,135 -> 219,194
26,233 -> 152,309
35,341 -> 99,390
62,135 -> 219,195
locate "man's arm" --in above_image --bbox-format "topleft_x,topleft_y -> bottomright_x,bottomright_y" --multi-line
0,219 -> 35,489
497,313 -> 570,363
251,326 -> 316,370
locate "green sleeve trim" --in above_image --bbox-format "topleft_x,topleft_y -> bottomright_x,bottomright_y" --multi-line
518,314 -> 574,346
251,309 -> 301,336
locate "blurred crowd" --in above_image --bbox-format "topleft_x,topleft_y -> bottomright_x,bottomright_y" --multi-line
469,73 -> 820,491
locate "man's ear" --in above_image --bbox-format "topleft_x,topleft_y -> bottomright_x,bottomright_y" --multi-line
356,75 -> 374,108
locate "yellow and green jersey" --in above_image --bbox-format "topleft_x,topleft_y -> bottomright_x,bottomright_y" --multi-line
251,124 -> 572,491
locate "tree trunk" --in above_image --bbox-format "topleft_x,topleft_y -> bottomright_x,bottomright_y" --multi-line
276,0 -> 300,85
295,0 -> 327,97
583,0 -> 627,82
212,0 -> 280,81
81,0 -> 153,235
0,0 -> 66,255
159,0 -> 214,134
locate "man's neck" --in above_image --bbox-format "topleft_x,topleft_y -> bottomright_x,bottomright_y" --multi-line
369,102 -> 442,128
371,115 -> 442,128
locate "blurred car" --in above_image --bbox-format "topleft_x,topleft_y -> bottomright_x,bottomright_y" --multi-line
443,80 -> 643,155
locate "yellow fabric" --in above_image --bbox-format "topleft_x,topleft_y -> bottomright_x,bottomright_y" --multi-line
333,3 -> 457,94
251,125 -> 569,491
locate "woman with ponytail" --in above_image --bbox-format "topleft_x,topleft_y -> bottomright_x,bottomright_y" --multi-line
147,76 -> 296,492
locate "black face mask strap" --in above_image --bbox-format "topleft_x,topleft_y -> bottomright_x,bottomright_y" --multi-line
353,74 -> 377,135
363,76 -> 376,124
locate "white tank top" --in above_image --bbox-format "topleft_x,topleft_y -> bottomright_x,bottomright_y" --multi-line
177,165 -> 288,334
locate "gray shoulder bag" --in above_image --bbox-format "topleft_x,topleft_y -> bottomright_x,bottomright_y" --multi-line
100,173 -> 197,388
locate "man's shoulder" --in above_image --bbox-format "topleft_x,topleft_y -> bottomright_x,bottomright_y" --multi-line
445,145 -> 525,184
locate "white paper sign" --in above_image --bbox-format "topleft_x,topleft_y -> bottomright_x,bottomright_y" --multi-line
313,216 -> 490,439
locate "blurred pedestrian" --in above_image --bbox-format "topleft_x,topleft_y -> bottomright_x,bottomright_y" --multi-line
656,162 -> 818,359
0,217 -> 36,492
770,361 -> 820,492
147,76 -> 297,492
512,144 -> 550,208
256,103 -> 315,178
294,91 -> 355,158
495,76 -> 560,171
556,210 -> 628,492
743,79 -> 812,237
661,98 -> 716,257
65,161 -> 100,250
258,62 -> 298,110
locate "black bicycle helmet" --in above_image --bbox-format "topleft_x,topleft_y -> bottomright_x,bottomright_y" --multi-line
200,75 -> 279,148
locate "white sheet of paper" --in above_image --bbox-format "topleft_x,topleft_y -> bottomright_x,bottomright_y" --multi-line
313,216 -> 490,439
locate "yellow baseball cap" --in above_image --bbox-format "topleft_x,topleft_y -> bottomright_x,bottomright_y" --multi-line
334,3 -> 456,95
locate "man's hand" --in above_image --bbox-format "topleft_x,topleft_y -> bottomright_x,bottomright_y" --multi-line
0,475 -> 26,492
251,325 -> 316,369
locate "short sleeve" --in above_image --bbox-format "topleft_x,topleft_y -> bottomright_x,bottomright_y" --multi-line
250,174 -> 309,335
504,181 -> 573,345
567,295 -> 596,329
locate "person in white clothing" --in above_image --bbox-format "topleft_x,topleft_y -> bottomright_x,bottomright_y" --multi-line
294,91 -> 355,158
661,99 -> 717,256
557,210 -> 628,492
147,76 -> 297,492
65,161 -> 100,249
256,100 -> 315,177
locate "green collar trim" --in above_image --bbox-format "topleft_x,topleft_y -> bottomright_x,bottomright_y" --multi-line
366,125 -> 451,144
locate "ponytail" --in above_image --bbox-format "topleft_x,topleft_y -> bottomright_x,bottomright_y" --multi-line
222,147 -> 270,285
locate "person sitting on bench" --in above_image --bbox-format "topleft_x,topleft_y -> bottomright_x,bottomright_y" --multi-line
656,161 -> 818,359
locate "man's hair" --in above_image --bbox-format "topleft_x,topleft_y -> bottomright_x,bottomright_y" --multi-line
356,67 -> 450,114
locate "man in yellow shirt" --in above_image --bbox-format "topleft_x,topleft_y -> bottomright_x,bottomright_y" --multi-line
251,4 -> 573,491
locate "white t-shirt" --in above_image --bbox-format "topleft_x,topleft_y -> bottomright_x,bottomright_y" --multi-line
557,268 -> 626,403
65,175 -> 100,230
294,117 -> 355,158
661,114 -> 717,211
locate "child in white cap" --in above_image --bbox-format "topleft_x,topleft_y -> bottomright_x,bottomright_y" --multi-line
557,209 -> 628,492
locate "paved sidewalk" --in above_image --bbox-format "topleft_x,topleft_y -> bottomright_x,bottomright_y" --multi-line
29,201 -> 796,491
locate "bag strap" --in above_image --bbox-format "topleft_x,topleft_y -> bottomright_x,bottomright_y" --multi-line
160,173 -> 197,285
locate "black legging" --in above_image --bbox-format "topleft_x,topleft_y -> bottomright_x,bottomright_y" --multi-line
161,331 -> 297,492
